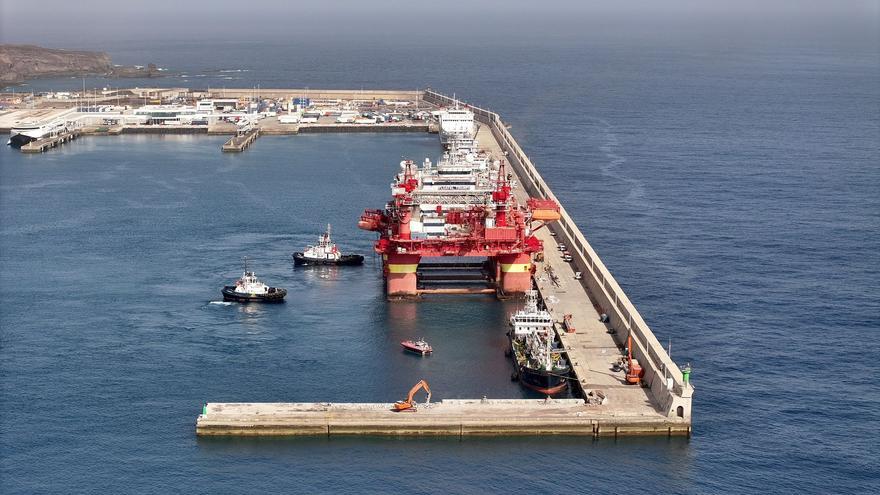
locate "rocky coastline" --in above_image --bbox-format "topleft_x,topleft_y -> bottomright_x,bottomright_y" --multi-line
0,44 -> 166,86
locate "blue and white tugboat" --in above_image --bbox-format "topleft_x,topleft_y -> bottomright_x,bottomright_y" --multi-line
508,290 -> 570,394
293,224 -> 364,266
221,258 -> 287,303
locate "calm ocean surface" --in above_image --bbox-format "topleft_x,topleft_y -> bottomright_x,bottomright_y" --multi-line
2,32 -> 879,493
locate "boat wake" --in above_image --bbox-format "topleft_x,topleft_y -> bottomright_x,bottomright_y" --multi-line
208,301 -> 233,306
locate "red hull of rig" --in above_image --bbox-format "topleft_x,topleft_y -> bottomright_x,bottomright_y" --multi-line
359,161 -> 560,298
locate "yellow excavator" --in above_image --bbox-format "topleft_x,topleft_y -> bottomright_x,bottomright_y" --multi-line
393,380 -> 431,411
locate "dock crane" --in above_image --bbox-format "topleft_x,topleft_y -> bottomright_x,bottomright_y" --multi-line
393,380 -> 432,411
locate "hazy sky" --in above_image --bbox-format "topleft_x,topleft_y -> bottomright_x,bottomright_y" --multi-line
2,0 -> 877,46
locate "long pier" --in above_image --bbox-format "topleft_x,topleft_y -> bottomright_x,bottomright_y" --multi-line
222,128 -> 260,152
192,89 -> 693,438
196,399 -> 688,437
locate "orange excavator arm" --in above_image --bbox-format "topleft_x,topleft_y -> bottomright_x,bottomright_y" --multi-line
393,379 -> 431,411
407,380 -> 431,404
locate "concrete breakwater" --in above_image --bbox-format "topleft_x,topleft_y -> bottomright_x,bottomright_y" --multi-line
196,400 -> 690,438
423,90 -> 693,421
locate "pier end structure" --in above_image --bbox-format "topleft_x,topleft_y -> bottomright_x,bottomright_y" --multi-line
423,90 -> 693,421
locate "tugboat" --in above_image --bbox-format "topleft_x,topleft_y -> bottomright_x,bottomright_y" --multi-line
293,224 -> 365,266
401,338 -> 433,356
221,258 -> 287,303
508,290 -> 570,394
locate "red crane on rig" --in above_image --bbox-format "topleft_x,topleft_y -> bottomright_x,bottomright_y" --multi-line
359,160 -> 560,298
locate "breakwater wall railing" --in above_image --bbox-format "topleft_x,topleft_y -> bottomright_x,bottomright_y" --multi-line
424,90 -> 693,419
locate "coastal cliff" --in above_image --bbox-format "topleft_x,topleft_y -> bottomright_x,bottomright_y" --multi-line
0,44 -> 163,85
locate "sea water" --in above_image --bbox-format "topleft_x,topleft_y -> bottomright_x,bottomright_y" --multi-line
2,33 -> 878,493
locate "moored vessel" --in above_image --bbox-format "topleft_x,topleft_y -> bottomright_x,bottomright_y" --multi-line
8,120 -> 68,148
437,103 -> 477,149
401,338 -> 433,356
293,224 -> 364,266
221,258 -> 287,303
508,290 -> 570,394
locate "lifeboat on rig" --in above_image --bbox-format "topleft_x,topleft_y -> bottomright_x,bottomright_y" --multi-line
527,198 -> 562,222
357,209 -> 385,232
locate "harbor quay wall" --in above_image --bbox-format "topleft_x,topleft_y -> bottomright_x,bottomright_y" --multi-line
196,418 -> 685,438
298,124 -> 430,134
423,91 -> 694,420
117,126 -> 208,135
76,123 -> 430,137
203,89 -> 422,102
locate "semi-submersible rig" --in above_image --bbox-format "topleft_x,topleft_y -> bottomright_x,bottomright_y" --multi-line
358,149 -> 561,298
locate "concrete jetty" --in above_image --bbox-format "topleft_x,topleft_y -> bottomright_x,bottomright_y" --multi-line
222,128 -> 259,152
20,129 -> 80,153
196,399 -> 689,438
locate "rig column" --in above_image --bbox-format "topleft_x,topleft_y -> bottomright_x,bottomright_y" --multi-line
386,253 -> 421,297
496,253 -> 532,294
